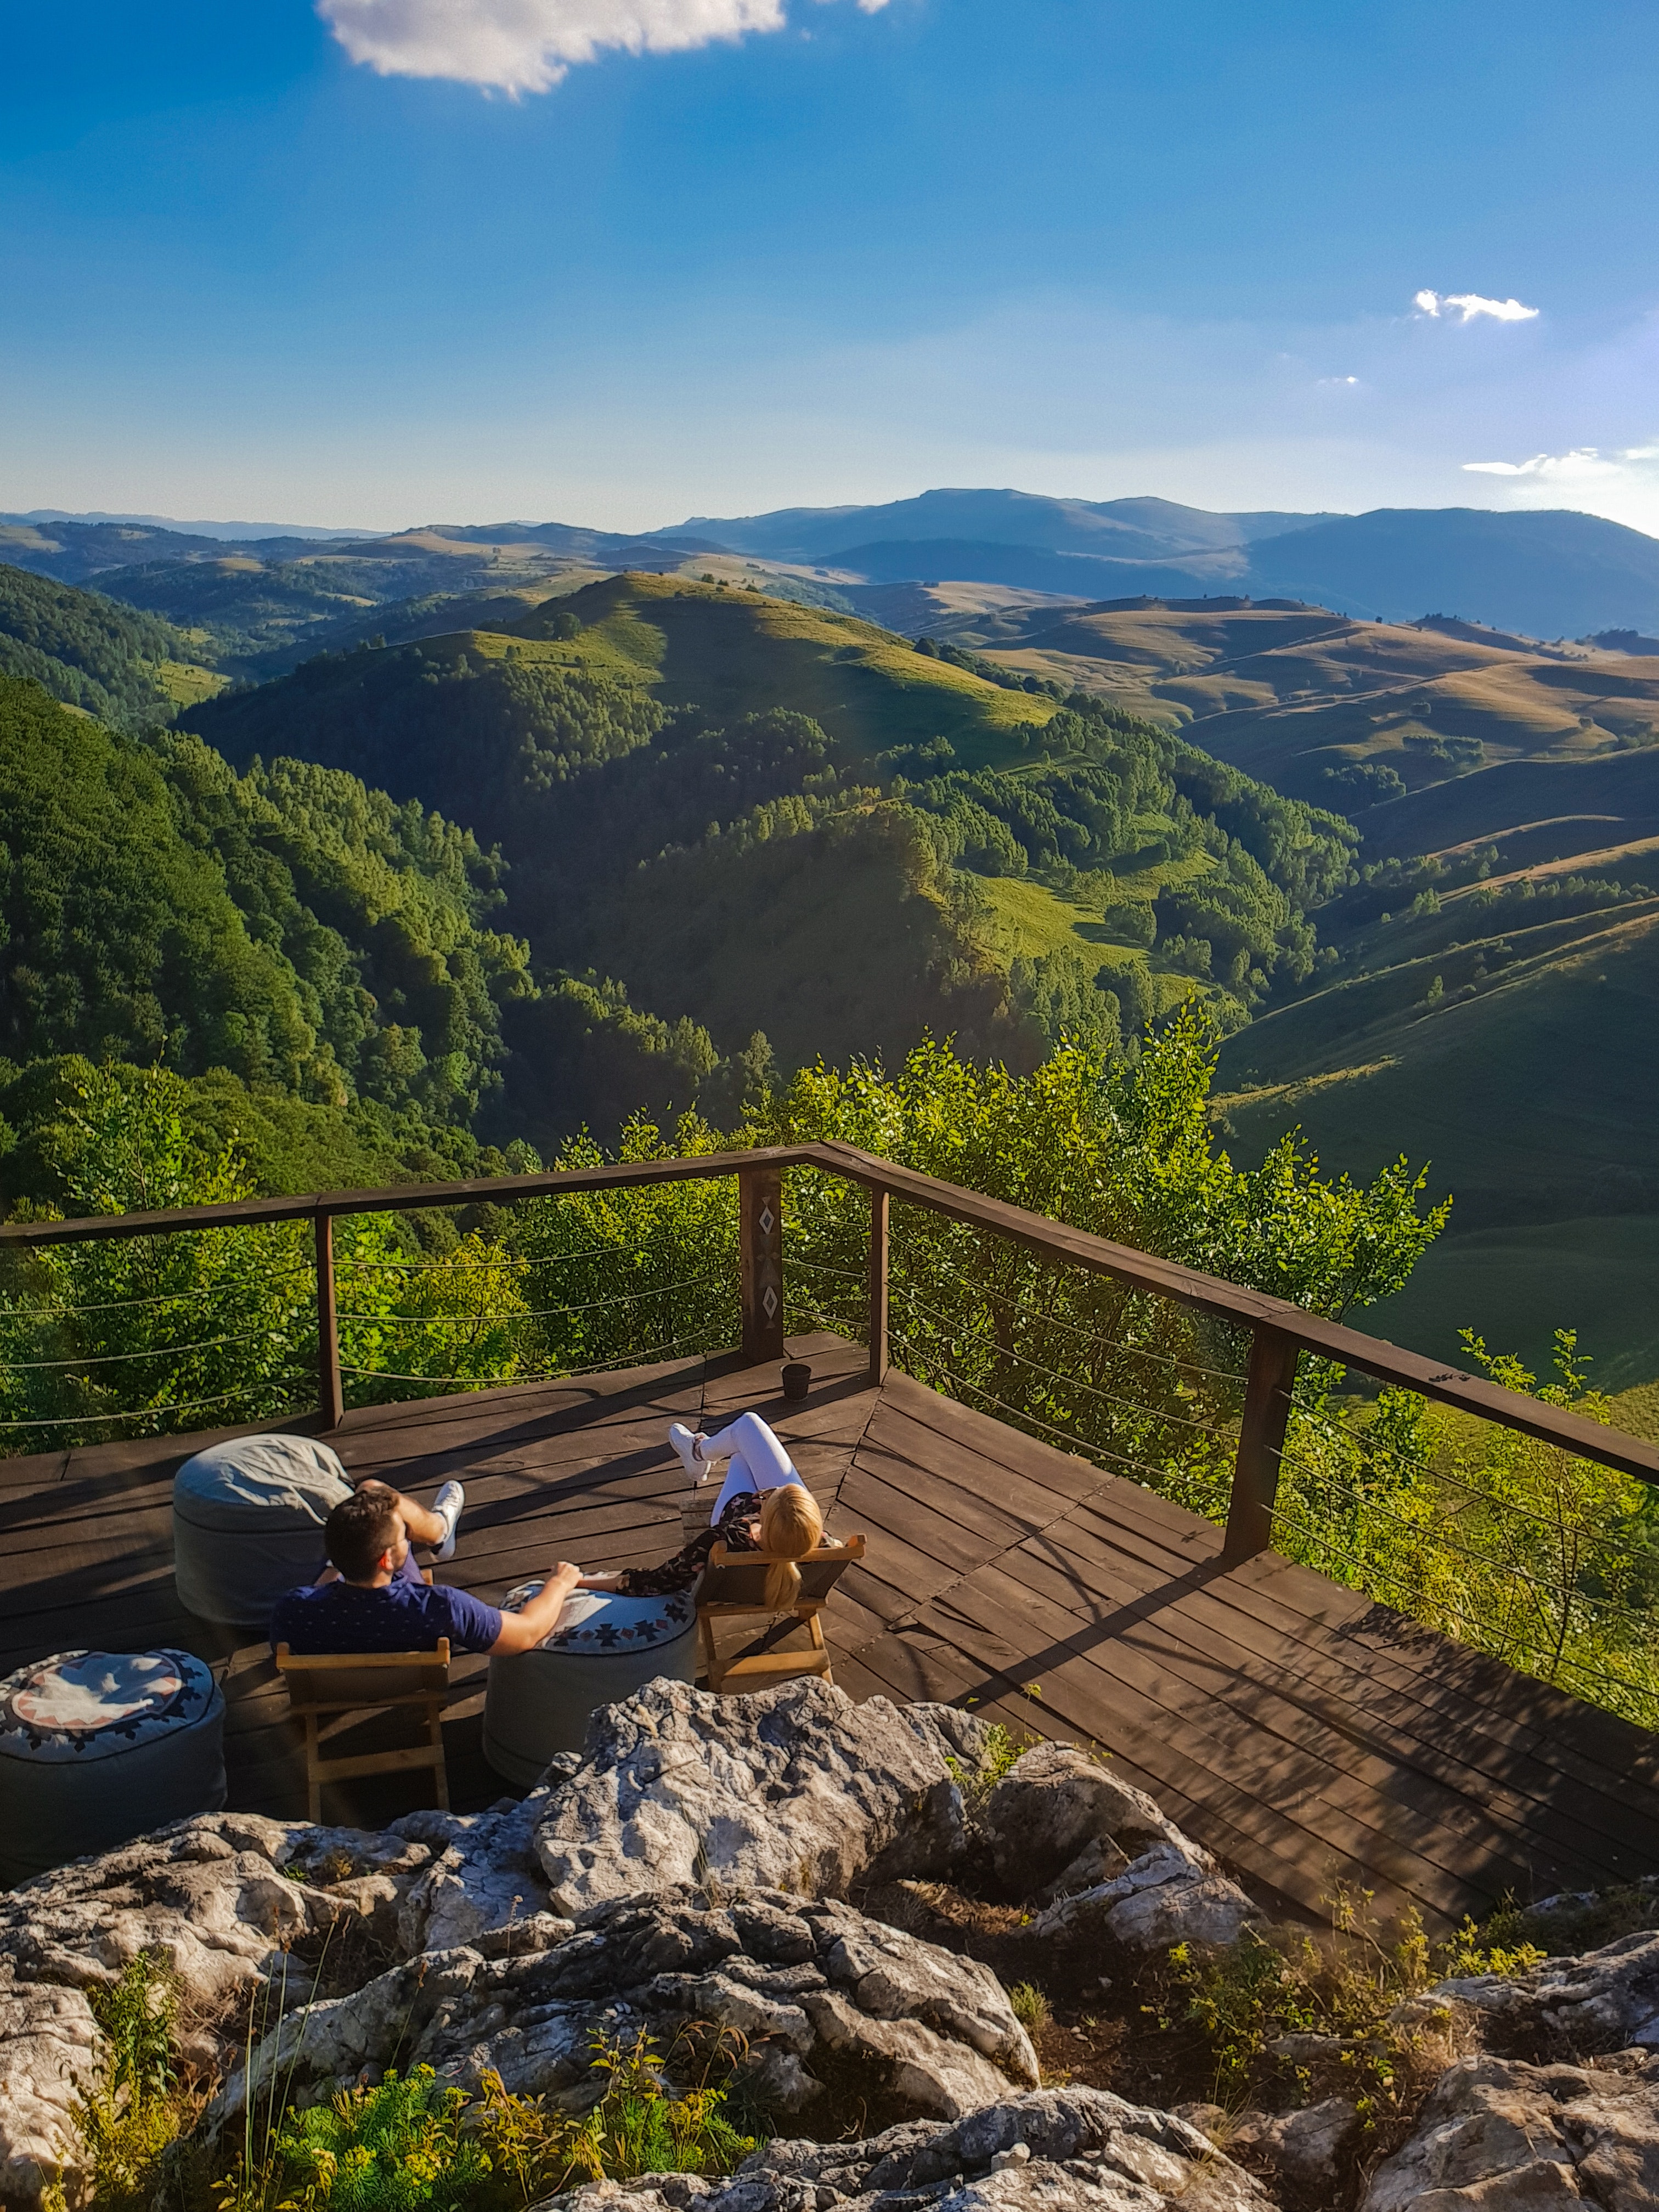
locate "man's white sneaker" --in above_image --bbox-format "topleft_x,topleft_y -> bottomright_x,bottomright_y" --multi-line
432,1480 -> 465,1562
669,1422 -> 709,1487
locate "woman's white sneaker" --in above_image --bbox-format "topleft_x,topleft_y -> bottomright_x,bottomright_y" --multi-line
669,1423 -> 709,1487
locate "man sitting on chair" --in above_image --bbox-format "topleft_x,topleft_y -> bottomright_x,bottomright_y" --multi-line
269,1479 -> 583,1656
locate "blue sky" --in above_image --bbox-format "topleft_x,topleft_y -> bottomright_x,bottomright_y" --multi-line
3,0 -> 1657,534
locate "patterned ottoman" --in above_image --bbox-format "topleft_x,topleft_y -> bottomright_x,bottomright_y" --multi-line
0,1648 -> 226,1887
173,1433 -> 353,1628
482,1584 -> 700,1785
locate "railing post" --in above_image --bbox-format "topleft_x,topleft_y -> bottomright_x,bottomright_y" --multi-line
739,1165 -> 785,1366
315,1211 -> 343,1431
867,1186 -> 890,1385
1222,1324 -> 1299,1563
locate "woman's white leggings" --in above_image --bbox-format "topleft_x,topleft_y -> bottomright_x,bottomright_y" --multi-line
701,1411 -> 805,1520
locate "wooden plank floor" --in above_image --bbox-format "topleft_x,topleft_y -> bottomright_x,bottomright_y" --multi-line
3,1331 -> 1657,1934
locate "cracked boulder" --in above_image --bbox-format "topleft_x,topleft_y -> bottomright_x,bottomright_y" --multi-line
0,1978 -> 101,2206
0,1812 -> 431,2010
1029,1839 -> 1257,1954
1360,2052 -> 1659,2209
392,1791 -> 574,1957
527,2087 -> 1273,2212
211,1885 -> 1038,2130
977,1746 -> 1186,1904
533,1678 -> 996,1916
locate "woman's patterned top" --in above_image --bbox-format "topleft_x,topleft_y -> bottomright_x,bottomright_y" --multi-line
613,1488 -> 765,1596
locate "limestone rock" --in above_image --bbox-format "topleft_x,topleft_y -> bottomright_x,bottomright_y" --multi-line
1228,2097 -> 1361,2194
1398,1928 -> 1659,2056
0,1813 -> 431,2010
523,2089 -> 1273,2212
533,1679 -> 994,1916
1030,1840 -> 1257,1954
212,1886 -> 1036,2130
978,1747 -> 1184,1901
393,1790 -> 568,1955
0,1980 -> 100,2207
1361,2052 -> 1659,2209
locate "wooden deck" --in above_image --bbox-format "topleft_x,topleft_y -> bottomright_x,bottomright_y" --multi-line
4,1331 -> 1658,1935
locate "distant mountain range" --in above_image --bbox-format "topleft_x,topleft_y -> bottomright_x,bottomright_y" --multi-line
9,489 -> 1659,645
675,492 -> 1659,641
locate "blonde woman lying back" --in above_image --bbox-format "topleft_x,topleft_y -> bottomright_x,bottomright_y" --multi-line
537,1410 -> 824,1621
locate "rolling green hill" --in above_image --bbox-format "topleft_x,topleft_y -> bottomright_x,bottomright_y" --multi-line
1215,866 -> 1659,1384
185,574 -> 1356,1074
0,563 -> 223,730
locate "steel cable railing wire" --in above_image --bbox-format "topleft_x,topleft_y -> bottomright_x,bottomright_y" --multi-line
885,1233 -> 1248,1387
1267,1495 -> 1659,1728
885,1324 -> 1186,1492
1265,1426 -> 1659,1727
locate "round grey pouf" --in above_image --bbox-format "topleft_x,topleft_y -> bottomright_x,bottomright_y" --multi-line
483,1584 -> 699,1786
0,1648 -> 226,1888
173,1433 -> 353,1628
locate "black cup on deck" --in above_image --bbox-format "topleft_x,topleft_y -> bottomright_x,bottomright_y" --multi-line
781,1361 -> 812,1401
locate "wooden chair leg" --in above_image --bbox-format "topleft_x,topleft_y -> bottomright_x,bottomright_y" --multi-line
428,1699 -> 450,1812
304,1713 -> 323,1823
807,1611 -> 833,1685
699,1611 -> 723,1694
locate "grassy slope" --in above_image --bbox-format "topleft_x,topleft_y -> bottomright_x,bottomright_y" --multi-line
1216,894 -> 1659,1383
949,598 -> 1659,1387
511,571 -> 1058,765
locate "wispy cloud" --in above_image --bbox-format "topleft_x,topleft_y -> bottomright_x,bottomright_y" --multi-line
1413,289 -> 1539,324
318,0 -> 889,95
1463,448 -> 1626,479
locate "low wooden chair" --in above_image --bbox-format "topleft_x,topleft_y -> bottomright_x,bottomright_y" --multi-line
274,1641 -> 452,1822
696,1533 -> 866,1695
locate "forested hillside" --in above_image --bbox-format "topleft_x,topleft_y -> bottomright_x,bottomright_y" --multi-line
0,563 -> 221,729
0,676 -> 741,1202
185,577 -> 1358,1073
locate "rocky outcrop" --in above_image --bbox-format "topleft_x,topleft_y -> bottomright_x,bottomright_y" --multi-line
527,2088 -> 1273,2212
533,1679 -> 994,1916
0,1813 -> 432,2009
1360,2052 -> 1659,2209
212,1884 -> 1039,2129
1398,1927 -> 1659,2056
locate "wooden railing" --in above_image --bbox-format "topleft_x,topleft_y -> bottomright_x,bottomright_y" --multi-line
4,1142 -> 1656,1559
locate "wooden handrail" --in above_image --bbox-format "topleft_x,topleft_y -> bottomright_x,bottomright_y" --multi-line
3,1138 -> 1655,1503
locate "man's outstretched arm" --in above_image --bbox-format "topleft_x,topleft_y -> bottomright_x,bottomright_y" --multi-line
488,1563 -> 583,1655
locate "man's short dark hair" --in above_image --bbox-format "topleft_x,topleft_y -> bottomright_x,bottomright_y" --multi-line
325,1490 -> 402,1582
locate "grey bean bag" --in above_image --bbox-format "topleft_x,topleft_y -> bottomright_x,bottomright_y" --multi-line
173,1433 -> 353,1628
0,1648 -> 226,1887
483,1583 -> 699,1785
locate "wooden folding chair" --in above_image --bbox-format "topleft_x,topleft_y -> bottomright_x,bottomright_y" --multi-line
696,1534 -> 866,1695
274,1641 -> 452,1821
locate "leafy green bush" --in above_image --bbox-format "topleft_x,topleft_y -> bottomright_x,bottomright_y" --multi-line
1272,1331 -> 1659,1728
218,2032 -> 757,2212
0,1065 -> 528,1448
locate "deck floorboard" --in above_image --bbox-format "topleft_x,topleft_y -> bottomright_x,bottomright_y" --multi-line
3,1334 -> 1655,1931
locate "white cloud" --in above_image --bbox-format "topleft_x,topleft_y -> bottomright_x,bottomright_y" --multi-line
1414,289 -> 1540,323
1463,447 -> 1625,480
319,0 -> 889,94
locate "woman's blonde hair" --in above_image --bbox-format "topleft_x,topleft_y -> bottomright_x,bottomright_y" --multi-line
759,1484 -> 824,1610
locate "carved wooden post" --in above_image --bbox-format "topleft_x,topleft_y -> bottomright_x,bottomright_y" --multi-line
1222,1323 -> 1299,1562
315,1211 -> 343,1431
867,1184 -> 890,1385
739,1166 -> 785,1365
